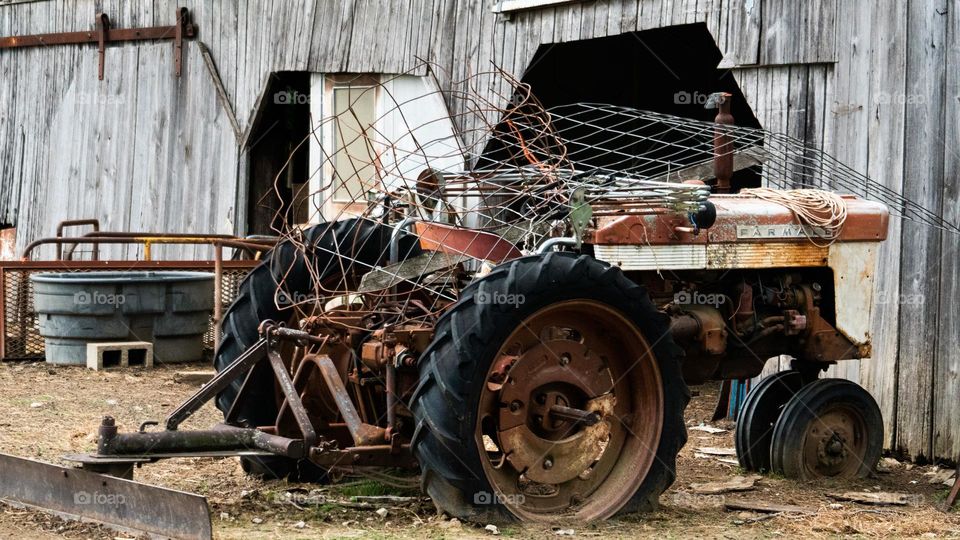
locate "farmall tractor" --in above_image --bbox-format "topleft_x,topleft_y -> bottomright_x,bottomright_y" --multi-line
61,88 -> 936,529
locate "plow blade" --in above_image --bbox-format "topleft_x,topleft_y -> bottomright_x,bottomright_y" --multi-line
0,453 -> 211,540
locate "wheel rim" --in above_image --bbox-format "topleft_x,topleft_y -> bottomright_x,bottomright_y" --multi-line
800,404 -> 870,478
475,300 -> 663,521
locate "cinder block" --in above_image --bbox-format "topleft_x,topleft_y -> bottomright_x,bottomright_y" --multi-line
86,341 -> 154,370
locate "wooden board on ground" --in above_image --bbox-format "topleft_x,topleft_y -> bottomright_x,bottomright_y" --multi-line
724,499 -> 817,515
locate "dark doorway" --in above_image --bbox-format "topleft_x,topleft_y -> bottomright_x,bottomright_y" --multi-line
246,72 -> 311,236
523,24 -> 759,124
518,23 -> 762,191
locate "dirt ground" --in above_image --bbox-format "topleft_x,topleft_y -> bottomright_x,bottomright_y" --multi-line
0,361 -> 957,539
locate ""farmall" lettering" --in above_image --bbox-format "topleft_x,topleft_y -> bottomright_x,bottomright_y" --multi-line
736,224 -> 829,239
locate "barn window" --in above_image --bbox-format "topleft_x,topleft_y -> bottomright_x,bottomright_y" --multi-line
331,85 -> 378,202
308,74 -> 462,222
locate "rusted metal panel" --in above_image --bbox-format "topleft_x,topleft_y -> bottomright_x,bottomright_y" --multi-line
590,195 -> 889,246
0,228 -> 14,260
827,242 -> 880,347
594,242 -> 828,271
414,221 -> 522,263
705,242 -> 828,268
0,453 -> 212,540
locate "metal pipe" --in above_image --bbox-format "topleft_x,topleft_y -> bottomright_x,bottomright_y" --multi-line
97,418 -> 303,458
537,236 -> 578,254
389,217 -> 418,265
55,219 -> 100,260
709,92 -> 734,193
65,236 -> 274,257
22,236 -> 275,261
214,244 -> 223,347
946,470 -> 960,510
386,362 -> 397,431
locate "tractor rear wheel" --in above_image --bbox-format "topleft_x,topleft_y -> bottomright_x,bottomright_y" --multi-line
409,252 -> 688,522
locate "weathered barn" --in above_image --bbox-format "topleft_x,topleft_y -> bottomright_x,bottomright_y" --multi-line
0,0 -> 956,463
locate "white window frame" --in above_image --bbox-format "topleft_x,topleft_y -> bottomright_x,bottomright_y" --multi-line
329,84 -> 378,204
493,0 -> 581,14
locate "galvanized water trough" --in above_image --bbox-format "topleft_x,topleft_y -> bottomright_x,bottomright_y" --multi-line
31,271 -> 214,365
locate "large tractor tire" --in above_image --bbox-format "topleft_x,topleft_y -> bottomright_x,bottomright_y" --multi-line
409,252 -> 688,522
214,218 -> 410,479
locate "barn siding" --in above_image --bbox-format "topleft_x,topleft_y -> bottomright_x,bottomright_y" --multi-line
0,0 -> 957,461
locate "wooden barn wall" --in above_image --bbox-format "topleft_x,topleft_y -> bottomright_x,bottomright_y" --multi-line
0,0 -> 957,461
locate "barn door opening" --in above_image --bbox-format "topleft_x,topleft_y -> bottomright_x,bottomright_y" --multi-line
520,23 -> 762,191
245,72 -> 311,236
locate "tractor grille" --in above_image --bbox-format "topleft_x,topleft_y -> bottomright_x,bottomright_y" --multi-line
0,262 -> 256,361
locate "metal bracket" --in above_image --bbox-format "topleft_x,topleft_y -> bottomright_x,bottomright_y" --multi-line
568,187 -> 592,248
0,7 -> 197,81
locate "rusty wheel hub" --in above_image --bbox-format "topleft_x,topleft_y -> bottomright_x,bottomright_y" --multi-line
803,407 -> 866,477
476,300 -> 663,521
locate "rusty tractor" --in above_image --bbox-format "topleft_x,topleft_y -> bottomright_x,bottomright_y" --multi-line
21,92 -> 940,535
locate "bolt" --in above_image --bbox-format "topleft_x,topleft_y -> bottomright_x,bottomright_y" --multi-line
509,400 -> 523,412
827,435 -> 844,456
559,353 -> 571,366
543,457 -> 554,470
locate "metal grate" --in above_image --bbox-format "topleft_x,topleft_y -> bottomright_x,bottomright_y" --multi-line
0,262 -> 256,361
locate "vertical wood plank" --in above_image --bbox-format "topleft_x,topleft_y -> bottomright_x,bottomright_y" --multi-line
861,0 -> 914,447
934,0 -> 960,461
896,0 -> 947,460
760,0 -> 838,65
722,0 -> 761,66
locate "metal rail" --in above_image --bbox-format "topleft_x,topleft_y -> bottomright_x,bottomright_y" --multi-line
22,236 -> 274,262
20,235 -> 275,347
0,7 -> 196,79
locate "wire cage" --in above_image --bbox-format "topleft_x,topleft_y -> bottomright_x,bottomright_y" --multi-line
254,63 -> 959,329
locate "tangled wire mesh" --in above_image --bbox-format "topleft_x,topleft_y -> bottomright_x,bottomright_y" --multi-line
251,62 -> 959,330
